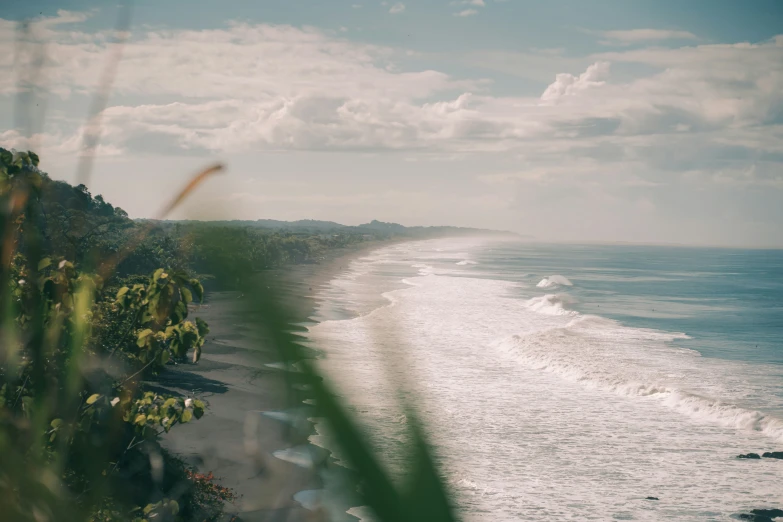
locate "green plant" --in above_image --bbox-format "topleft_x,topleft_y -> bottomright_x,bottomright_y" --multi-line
0,147 -> 228,521
114,268 -> 206,367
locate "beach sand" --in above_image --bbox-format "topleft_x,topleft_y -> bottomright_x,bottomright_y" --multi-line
153,242 -> 391,521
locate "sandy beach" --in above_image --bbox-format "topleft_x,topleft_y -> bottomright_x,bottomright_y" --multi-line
152,241 -> 392,521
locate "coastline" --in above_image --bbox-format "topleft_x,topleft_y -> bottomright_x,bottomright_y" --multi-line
153,240 -> 397,521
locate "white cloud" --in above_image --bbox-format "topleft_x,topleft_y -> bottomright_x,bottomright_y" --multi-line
3,13 -> 782,245
1,22 -> 465,101
454,9 -> 478,17
599,28 -> 698,45
540,61 -> 610,102
3,13 -> 783,208
684,163 -> 783,188
389,3 -> 405,14
0,128 -> 124,158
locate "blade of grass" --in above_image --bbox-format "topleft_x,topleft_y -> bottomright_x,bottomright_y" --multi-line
220,258 -> 456,522
74,1 -> 134,188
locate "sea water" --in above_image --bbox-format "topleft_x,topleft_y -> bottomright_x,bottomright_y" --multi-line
304,238 -> 783,521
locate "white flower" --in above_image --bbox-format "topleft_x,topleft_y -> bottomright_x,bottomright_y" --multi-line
162,417 -> 169,425
58,260 -> 67,269
184,398 -> 193,408
110,397 -> 120,407
18,279 -> 25,285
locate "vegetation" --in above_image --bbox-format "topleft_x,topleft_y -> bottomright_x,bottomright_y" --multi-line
0,148 -> 220,521
0,147 -> 458,522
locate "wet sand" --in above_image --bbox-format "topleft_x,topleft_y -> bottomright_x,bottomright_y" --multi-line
153,242 -> 390,521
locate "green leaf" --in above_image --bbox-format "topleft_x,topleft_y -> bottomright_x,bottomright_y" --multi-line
180,409 -> 193,423
190,279 -> 204,302
134,414 -> 147,426
180,286 -> 193,304
86,394 -> 101,405
171,300 -> 187,324
50,418 -> 63,429
153,285 -> 174,324
116,286 -> 129,299
37,258 -> 51,270
195,317 -> 210,336
136,329 -> 154,347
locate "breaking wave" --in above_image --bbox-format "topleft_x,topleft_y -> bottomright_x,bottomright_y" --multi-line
524,294 -> 578,316
536,275 -> 573,288
495,320 -> 783,442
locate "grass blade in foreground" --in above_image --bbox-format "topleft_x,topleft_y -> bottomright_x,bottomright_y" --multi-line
206,245 -> 457,522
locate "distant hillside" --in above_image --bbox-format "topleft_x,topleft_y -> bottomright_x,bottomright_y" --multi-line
159,218 -> 521,239
356,219 -> 519,238
253,218 -> 346,231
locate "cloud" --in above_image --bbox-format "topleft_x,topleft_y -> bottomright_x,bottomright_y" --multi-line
1,22 -> 466,100
2,13 -> 783,211
598,28 -> 698,45
0,128 -> 124,158
389,3 -> 405,14
454,9 -> 478,17
540,61 -> 610,102
676,161 -> 783,188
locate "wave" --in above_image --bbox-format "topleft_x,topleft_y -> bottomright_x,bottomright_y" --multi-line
496,321 -> 783,442
456,260 -> 478,266
411,263 -> 434,275
524,294 -> 578,316
536,275 -> 573,288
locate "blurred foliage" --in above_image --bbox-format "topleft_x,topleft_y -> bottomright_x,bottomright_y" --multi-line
1,145 -> 456,522
0,148 -> 229,521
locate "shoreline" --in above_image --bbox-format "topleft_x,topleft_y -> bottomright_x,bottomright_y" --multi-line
153,240 -> 400,521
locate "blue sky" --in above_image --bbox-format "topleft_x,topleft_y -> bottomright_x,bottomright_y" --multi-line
1,1 -> 782,246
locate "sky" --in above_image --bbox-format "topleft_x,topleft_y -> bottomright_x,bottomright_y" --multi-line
1,1 -> 782,247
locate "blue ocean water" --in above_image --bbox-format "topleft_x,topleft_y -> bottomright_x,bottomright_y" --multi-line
473,243 -> 783,365
304,238 -> 783,521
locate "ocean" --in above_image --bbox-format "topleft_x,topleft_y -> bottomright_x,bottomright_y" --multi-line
304,238 -> 783,521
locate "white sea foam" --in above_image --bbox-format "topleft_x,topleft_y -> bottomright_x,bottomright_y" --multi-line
305,237 -> 783,521
496,322 -> 783,442
536,274 -> 573,288
411,263 -> 434,275
272,446 -> 317,468
293,490 -> 321,511
524,294 -> 578,316
456,260 -> 478,266
264,361 -> 301,372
